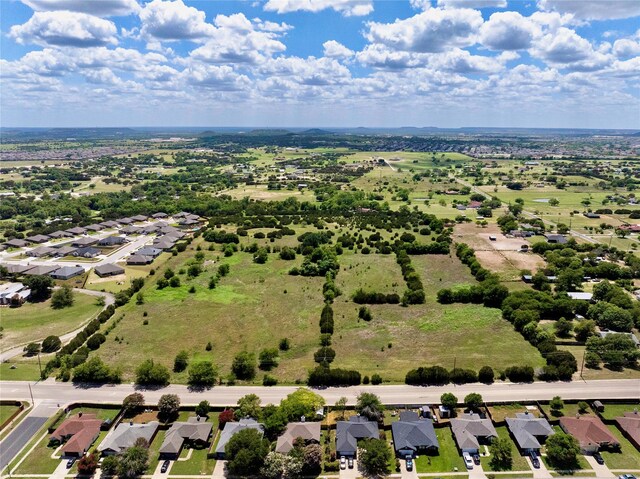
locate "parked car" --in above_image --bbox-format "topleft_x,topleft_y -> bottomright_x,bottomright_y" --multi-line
161,460 -> 170,473
348,457 -> 354,469
618,475 -> 637,479
463,452 -> 474,470
66,459 -> 75,469
406,457 -> 414,471
593,452 -> 605,465
530,452 -> 540,469
340,456 -> 346,470
472,453 -> 481,465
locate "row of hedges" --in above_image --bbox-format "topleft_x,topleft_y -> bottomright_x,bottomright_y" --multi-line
405,365 -> 535,385
396,249 -> 425,305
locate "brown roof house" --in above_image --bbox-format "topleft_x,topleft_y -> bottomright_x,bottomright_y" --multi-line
49,413 -> 103,457
159,417 -> 213,458
559,416 -> 620,453
451,413 -> 497,454
275,422 -> 321,454
615,411 -> 640,450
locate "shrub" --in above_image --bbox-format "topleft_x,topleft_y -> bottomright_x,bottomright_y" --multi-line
478,366 -> 494,384
41,335 -> 61,353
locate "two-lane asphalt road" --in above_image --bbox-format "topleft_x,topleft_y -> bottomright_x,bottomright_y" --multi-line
1,379 -> 638,407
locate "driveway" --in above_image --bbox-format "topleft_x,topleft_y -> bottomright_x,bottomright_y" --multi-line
399,458 -> 418,479
584,455 -> 614,478
211,460 -> 226,479
152,458 -> 171,479
468,462 -> 488,479
526,455 -> 553,479
0,400 -> 59,472
339,458 -> 359,479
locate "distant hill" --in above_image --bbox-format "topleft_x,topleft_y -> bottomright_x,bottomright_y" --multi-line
296,128 -> 336,135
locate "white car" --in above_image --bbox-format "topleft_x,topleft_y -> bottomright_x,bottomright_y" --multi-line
340,456 -> 347,470
463,452 -> 474,470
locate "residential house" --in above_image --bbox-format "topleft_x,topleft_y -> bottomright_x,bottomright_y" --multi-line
391,411 -> 439,458
0,282 -> 31,305
215,419 -> 264,459
117,218 -> 134,225
275,422 -> 321,454
98,421 -> 159,455
120,226 -> 142,235
505,413 -> 554,454
24,265 -> 60,276
131,215 -> 148,222
72,237 -> 98,248
615,411 -> 640,450
85,224 -> 104,232
127,255 -> 153,265
54,246 -> 78,257
1,263 -> 32,275
98,236 -> 127,247
94,263 -> 125,278
50,266 -> 85,280
73,247 -> 101,258
559,416 -> 620,453
99,221 -> 120,229
49,413 -> 103,457
66,227 -> 87,235
451,413 -> 498,454
136,247 -> 162,258
26,234 -> 50,244
49,230 -> 74,239
584,212 -> 601,219
336,416 -> 379,458
3,239 -> 29,249
26,246 -> 57,258
567,292 -> 593,301
152,212 -> 168,219
153,240 -> 175,251
545,234 -> 568,244
159,417 -> 213,459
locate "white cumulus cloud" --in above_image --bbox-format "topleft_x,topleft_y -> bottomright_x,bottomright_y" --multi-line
323,40 -> 354,58
438,0 -> 507,8
264,0 -> 373,17
139,0 -> 215,40
538,0 -> 640,20
21,0 -> 140,16
480,11 -> 540,50
9,11 -> 118,47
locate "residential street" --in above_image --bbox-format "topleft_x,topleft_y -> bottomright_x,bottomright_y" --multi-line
0,378 -> 638,407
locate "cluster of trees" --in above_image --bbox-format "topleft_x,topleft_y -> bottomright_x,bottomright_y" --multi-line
405,365 -> 496,386
290,246 -> 339,277
100,438 -> 150,478
51,285 -> 74,309
396,249 -> 425,305
352,288 -> 400,304
586,334 -> 640,370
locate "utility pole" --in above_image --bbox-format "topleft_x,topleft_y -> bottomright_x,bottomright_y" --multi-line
580,352 -> 585,380
37,351 -> 42,379
28,383 -> 34,406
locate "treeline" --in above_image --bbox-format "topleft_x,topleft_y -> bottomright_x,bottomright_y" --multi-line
403,365 -> 540,385
396,249 -> 425,305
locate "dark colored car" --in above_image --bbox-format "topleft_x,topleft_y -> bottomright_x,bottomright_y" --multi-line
593,452 -> 605,465
530,452 -> 540,469
161,460 -> 170,473
66,459 -> 75,469
406,458 -> 414,471
472,454 -> 481,465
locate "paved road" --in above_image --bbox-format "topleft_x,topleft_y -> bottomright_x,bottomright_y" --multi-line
0,290 -> 115,361
0,400 -> 58,472
0,379 -> 638,407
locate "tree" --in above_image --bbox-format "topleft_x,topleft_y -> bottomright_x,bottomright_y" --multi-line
279,338 -> 290,351
24,342 -> 41,356
478,366 -> 494,384
440,392 -> 458,412
158,394 -> 180,420
555,318 -> 573,338
73,357 -> 120,384
187,361 -> 217,388
253,247 -> 268,264
260,452 -> 303,479
225,428 -> 270,476
219,408 -> 234,428
41,335 -> 61,353
24,275 -> 54,301
280,388 -> 325,422
334,397 -> 348,419
135,359 -> 170,386
550,396 -> 564,417
236,394 -> 262,420
117,444 -> 149,479
464,393 -> 483,411
195,400 -> 210,418
173,350 -> 189,372
356,392 -> 384,422
489,437 -> 513,470
302,443 -> 323,474
232,351 -> 256,380
51,285 -> 74,309
77,453 -> 98,474
546,433 -> 581,469
101,455 -> 119,476
577,401 -> 589,414
359,438 -> 392,477
123,393 -> 145,415
259,348 -> 279,371
574,320 -> 596,342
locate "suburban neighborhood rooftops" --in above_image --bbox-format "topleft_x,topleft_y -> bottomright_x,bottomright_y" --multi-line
505,413 -> 554,451
275,422 -> 321,454
136,247 -> 162,257
95,263 -> 125,276
1,263 -> 32,274
127,255 -> 152,264
450,413 -> 498,452
49,230 -> 73,238
50,266 -> 85,279
215,419 -> 264,456
98,421 -> 159,454
545,234 -> 568,244
4,239 -> 28,248
336,416 -> 378,456
100,221 -> 120,228
85,224 -> 104,231
26,234 -> 50,243
24,265 -> 60,276
559,416 -> 620,450
50,413 -> 103,457
66,227 -> 87,235
98,236 -> 127,246
159,417 -> 213,455
55,246 -> 78,256
72,237 -> 98,247
391,411 -> 439,455
28,246 -> 56,257
615,412 -> 640,448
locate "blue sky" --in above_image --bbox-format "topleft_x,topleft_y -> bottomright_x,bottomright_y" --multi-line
1,0 -> 639,128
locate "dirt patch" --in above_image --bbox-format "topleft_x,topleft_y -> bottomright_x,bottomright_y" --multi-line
454,222 -> 529,251
475,250 -> 512,273
88,274 -> 126,284
502,250 -> 546,272
130,411 -> 159,424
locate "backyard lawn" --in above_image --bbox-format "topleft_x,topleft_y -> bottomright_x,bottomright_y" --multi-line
415,427 -> 465,473
597,402 -> 640,421
480,426 -> 529,472
598,424 -> 640,470
0,292 -> 102,349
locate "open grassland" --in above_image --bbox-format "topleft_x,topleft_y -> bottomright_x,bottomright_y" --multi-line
95,246 -> 324,383
223,183 -> 317,202
0,292 -> 102,350
337,251 -> 405,296
557,344 -> 640,380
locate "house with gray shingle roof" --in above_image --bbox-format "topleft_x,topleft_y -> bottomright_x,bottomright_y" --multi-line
336,416 -> 378,458
159,417 -> 212,458
98,421 -> 159,455
26,234 -> 51,244
50,266 -> 85,280
49,230 -> 74,239
66,227 -> 87,235
3,239 -> 29,249
26,246 -> 57,257
505,412 -> 554,453
391,411 -> 439,458
451,413 -> 497,454
215,419 -> 264,459
95,263 -> 125,277
54,246 -> 78,257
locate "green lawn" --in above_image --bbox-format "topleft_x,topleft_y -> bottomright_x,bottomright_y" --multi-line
540,402 -> 596,420
0,360 -> 42,381
0,404 -> 20,426
415,427 -> 465,473
13,432 -> 60,474
145,430 -> 165,474
480,426 -> 529,472
488,404 -> 541,423
0,292 -> 102,350
598,424 -> 640,470
169,445 -> 215,475
597,402 -> 640,421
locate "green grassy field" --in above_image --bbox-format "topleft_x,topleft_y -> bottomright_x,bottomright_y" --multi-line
480,426 -> 529,471
597,402 -> 640,420
0,292 -> 102,350
0,404 -> 20,426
